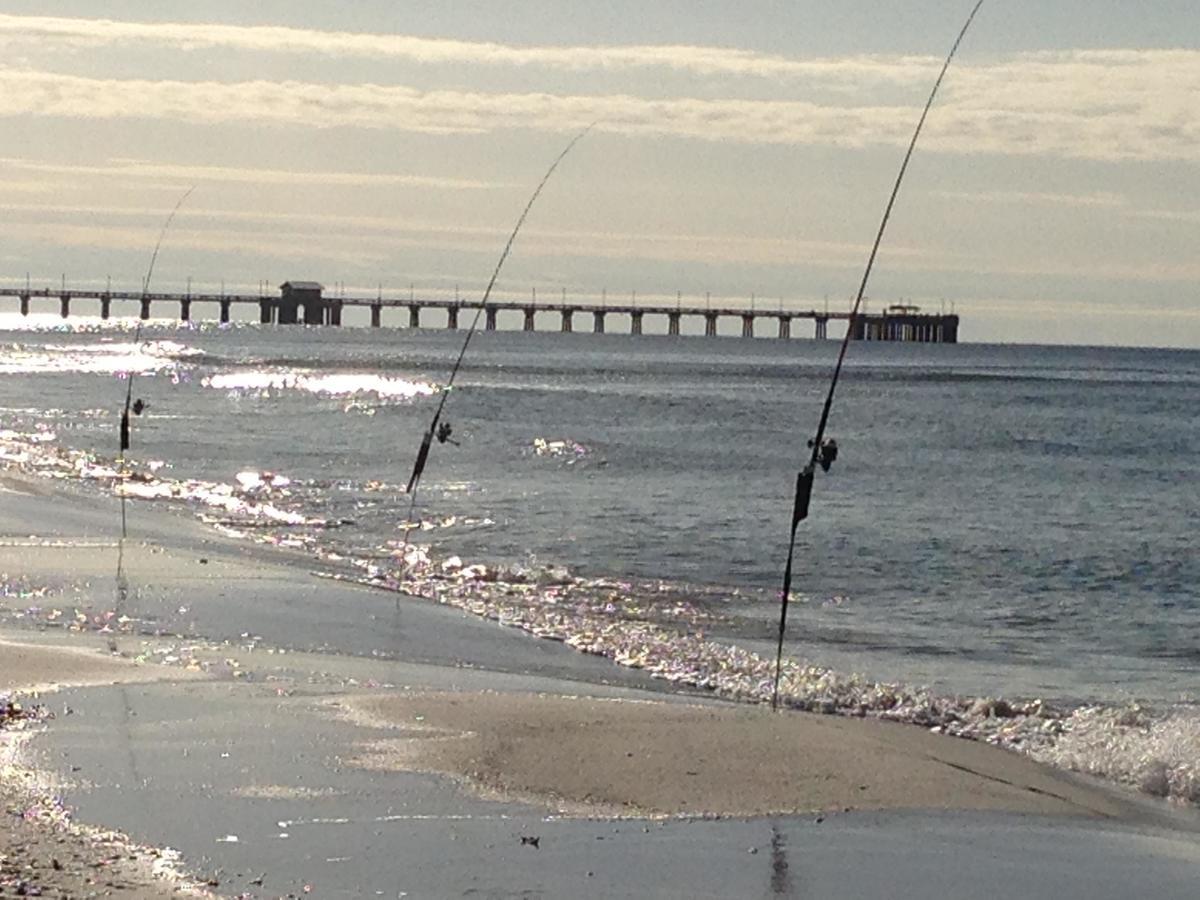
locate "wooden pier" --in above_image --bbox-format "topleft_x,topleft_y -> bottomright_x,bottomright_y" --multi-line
0,283 -> 959,342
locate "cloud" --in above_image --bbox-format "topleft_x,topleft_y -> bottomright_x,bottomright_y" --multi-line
940,49 -> 1200,162
0,219 -> 389,266
0,13 -> 937,84
0,67 -> 916,141
965,254 -> 1200,285
0,178 -> 58,195
0,14 -> 1197,163
2,195 -> 1194,296
0,157 -> 502,190
8,199 -> 1197,285
0,55 -> 1197,162
964,295 -> 1200,320
0,199 -> 929,271
1129,208 -> 1200,226
930,189 -> 1127,208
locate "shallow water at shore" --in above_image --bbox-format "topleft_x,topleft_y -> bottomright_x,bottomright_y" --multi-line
1,321 -> 1199,802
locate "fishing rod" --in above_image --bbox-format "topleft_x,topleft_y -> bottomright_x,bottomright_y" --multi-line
113,184 -> 194,625
399,123 -> 595,559
117,186 -> 195,536
110,188 -> 193,776
770,1 -> 985,710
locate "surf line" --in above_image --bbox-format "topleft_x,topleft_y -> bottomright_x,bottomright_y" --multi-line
770,1 -> 986,710
399,123 -> 596,561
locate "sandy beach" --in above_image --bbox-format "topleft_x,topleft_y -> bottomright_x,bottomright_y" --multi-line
3,469 -> 1199,897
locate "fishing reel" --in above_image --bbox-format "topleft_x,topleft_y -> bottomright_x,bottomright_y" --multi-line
119,399 -> 149,454
807,437 -> 839,473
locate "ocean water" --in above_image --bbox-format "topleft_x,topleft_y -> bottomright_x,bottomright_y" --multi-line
1,315 -> 1199,800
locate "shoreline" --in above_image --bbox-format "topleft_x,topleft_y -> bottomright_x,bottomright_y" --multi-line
4,415 -> 1200,806
2,467 -> 1200,895
1,635 -> 212,898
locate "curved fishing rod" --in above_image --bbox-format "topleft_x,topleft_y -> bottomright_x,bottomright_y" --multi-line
116,184 -> 194,558
111,187 -> 192,770
770,1 -> 985,709
399,123 -> 596,558
113,184 -> 195,650
120,186 -> 196,469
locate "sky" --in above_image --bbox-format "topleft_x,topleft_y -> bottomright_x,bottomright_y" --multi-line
0,1 -> 1196,346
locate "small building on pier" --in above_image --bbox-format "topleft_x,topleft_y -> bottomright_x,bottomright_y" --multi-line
272,281 -> 339,325
851,304 -> 958,343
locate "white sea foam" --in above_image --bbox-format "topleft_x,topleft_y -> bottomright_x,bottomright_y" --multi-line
116,474 -> 319,526
0,428 -> 55,443
531,436 -> 590,458
203,370 -> 436,400
1032,704 -> 1200,801
0,429 -> 321,527
327,544 -> 1200,807
235,470 -> 291,491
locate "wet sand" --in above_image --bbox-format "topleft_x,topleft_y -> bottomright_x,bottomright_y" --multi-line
0,636 -> 203,694
40,670 -> 1200,899
341,690 -> 1139,819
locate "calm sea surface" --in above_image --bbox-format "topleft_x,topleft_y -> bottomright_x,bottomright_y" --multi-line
2,317 -> 1198,708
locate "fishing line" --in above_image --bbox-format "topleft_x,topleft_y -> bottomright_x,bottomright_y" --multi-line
770,1 -> 985,710
115,186 -> 194,615
119,186 -> 196,478
398,123 -> 596,563
106,187 -> 195,812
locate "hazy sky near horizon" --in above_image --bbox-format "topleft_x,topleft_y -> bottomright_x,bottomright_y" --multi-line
0,1 -> 1196,346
